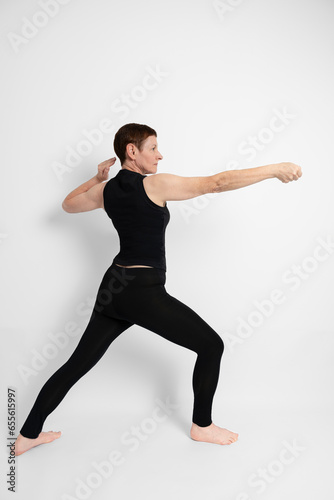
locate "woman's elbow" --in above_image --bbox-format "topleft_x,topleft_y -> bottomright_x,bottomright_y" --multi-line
211,173 -> 228,193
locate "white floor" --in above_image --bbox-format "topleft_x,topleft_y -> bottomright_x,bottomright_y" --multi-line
5,401 -> 333,500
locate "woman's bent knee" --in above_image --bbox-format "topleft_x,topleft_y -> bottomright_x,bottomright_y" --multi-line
199,330 -> 224,356
214,334 -> 224,355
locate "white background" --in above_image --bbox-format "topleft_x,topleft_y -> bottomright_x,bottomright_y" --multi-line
1,0 -> 333,498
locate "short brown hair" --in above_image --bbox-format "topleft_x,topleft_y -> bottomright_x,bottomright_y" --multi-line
113,123 -> 157,165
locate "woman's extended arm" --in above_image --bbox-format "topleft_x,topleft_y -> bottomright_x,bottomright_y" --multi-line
213,162 -> 302,192
62,157 -> 116,213
145,162 -> 302,202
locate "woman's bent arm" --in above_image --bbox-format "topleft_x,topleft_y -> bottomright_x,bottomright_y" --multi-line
63,175 -> 101,203
62,157 -> 116,213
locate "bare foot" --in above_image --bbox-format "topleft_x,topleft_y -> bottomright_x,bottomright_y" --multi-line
190,422 -> 238,445
14,431 -> 62,456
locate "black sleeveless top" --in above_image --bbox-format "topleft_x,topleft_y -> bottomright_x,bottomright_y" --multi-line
103,168 -> 170,271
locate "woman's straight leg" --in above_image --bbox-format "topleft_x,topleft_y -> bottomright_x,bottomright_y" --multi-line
19,310 -> 134,438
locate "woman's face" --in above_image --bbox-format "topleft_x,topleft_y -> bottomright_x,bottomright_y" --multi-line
133,135 -> 163,174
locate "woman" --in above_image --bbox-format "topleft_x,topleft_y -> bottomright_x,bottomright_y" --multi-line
14,123 -> 302,455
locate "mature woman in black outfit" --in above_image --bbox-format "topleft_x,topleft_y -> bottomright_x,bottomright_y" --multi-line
15,123 -> 302,455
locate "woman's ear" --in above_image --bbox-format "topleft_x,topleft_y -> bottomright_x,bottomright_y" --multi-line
126,143 -> 136,160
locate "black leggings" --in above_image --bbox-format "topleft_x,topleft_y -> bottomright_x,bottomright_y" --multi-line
20,264 -> 224,438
